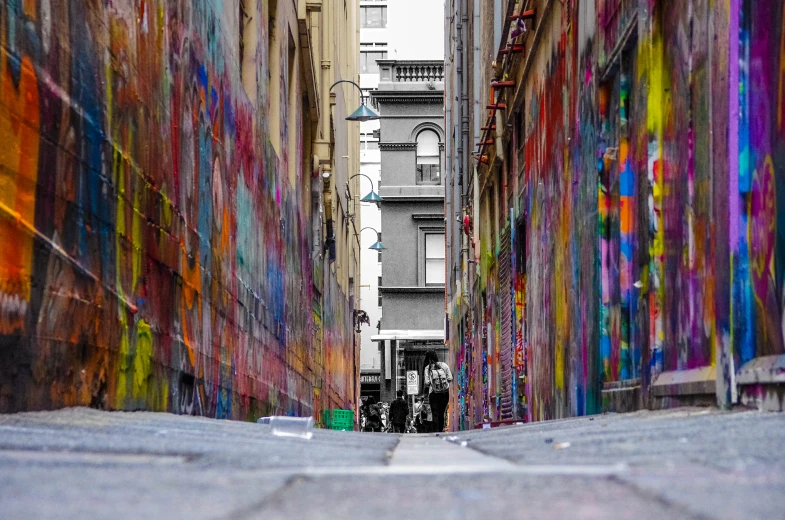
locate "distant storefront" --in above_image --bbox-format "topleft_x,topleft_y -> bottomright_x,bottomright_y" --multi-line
360,370 -> 381,402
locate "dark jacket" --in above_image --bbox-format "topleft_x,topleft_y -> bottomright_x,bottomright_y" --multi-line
389,398 -> 409,424
364,404 -> 382,432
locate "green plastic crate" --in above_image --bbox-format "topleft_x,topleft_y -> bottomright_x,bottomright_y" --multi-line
330,409 -> 354,431
322,409 -> 332,429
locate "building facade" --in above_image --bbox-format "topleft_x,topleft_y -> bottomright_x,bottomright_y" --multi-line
358,0 -> 445,402
445,0 -> 785,430
0,0 -> 363,423
371,60 -> 446,403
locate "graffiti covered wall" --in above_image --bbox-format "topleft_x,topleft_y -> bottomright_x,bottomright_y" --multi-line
519,0 -> 605,420
734,0 -> 785,366
446,0 -> 785,429
0,0 -> 356,418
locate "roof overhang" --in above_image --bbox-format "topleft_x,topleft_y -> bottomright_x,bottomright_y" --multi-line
371,329 -> 445,342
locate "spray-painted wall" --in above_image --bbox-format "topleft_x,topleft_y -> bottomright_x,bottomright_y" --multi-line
446,0 -> 785,429
521,1 -> 604,420
733,0 -> 785,366
0,0 -> 357,419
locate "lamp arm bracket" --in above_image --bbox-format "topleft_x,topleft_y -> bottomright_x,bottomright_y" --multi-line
329,80 -> 365,103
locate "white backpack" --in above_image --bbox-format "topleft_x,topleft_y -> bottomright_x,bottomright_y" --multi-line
429,364 -> 450,393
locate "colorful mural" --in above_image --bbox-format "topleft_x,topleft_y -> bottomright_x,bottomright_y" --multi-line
0,0 -> 356,419
446,0 -> 785,429
734,0 -> 785,366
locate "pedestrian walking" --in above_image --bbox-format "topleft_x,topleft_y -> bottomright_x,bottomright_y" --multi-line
416,399 -> 433,433
422,351 -> 452,433
363,396 -> 382,432
389,391 -> 409,433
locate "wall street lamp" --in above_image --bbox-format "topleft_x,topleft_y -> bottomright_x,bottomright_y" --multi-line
329,80 -> 380,121
349,173 -> 383,208
361,227 -> 386,251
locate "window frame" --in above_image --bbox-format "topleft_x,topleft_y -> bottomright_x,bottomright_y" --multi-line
417,226 -> 446,286
415,129 -> 442,186
360,5 -> 387,28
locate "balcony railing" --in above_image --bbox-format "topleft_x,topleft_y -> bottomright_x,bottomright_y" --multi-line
378,60 -> 444,83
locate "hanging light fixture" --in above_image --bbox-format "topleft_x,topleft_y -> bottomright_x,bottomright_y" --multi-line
350,173 -> 384,209
346,102 -> 380,122
361,190 -> 383,204
368,239 -> 387,251
330,80 -> 381,121
361,227 -> 386,251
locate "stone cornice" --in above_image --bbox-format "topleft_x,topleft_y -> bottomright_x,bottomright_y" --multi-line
411,213 -> 445,220
378,196 -> 445,202
379,142 -> 417,151
372,91 -> 444,104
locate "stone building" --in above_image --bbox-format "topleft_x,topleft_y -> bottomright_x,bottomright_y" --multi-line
357,0 -> 446,404
371,60 -> 446,403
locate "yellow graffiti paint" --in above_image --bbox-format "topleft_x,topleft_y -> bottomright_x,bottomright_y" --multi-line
161,189 -> 173,228
114,130 -> 133,409
645,35 -> 667,135
749,156 -> 777,283
133,320 -> 153,400
116,321 -> 130,407
749,156 -> 778,347
641,14 -> 668,370
132,155 -> 143,291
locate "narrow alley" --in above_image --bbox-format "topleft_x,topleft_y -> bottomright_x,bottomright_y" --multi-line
1,0 -> 785,518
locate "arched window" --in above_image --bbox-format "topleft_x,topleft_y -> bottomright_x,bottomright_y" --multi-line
416,130 -> 441,185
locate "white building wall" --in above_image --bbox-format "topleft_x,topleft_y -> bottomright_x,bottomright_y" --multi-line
359,149 -> 382,370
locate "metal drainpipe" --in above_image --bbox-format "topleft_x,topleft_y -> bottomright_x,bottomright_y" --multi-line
472,0 -> 480,150
463,0 -> 479,309
460,0 -> 471,312
444,0 -> 453,318
321,1 -> 331,144
455,0 -> 464,312
460,0 -> 469,188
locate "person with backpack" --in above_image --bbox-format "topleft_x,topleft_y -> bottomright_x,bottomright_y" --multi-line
389,391 -> 409,433
422,351 -> 453,432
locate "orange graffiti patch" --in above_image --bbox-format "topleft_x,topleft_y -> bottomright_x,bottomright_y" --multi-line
0,48 -> 40,334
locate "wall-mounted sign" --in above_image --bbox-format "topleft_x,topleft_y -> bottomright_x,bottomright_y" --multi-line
360,374 -> 381,384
